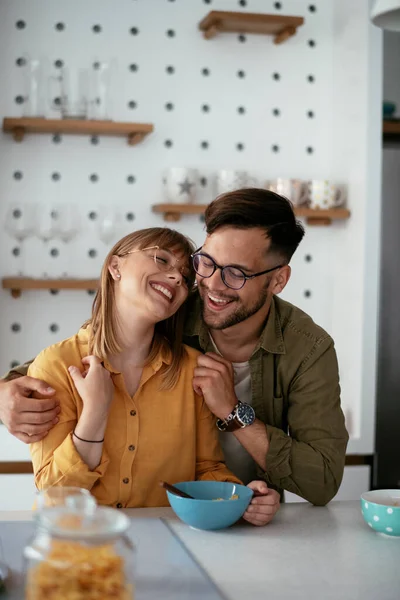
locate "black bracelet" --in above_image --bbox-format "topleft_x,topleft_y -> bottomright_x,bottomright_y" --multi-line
73,431 -> 104,444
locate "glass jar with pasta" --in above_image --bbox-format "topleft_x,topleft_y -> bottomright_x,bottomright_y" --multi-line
23,495 -> 135,600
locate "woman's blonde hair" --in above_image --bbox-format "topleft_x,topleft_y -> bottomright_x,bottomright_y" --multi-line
84,227 -> 196,389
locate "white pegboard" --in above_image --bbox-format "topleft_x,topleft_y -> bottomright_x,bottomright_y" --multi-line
0,0 -> 382,455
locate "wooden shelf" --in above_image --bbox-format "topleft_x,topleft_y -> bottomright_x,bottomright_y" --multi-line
153,204 -> 206,221
199,11 -> 304,44
2,278 -> 98,298
152,204 -> 351,226
0,462 -> 33,475
294,207 -> 351,226
2,117 -> 154,145
0,454 -> 367,474
383,120 -> 400,140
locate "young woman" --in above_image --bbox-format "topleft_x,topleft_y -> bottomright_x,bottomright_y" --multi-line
29,227 -> 239,508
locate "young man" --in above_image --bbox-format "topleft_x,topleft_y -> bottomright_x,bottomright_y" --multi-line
186,189 -> 348,507
0,189 -> 348,522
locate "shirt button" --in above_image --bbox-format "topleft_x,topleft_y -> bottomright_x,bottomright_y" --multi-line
116,503 -> 123,509
128,445 -> 135,451
130,410 -> 137,416
123,478 -> 129,484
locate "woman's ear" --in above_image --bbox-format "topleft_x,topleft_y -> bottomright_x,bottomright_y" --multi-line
108,255 -> 122,281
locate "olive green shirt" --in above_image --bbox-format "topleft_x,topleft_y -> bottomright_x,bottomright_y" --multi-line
183,294 -> 349,506
4,293 -> 348,506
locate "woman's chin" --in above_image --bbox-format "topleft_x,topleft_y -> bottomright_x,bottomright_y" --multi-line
154,309 -> 174,323
147,302 -> 174,323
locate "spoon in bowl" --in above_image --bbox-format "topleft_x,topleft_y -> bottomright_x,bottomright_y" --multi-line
159,481 -> 195,499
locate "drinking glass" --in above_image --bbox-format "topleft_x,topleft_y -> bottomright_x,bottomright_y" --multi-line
21,55 -> 50,117
88,59 -> 117,120
51,67 -> 89,119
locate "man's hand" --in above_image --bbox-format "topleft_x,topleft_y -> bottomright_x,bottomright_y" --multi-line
193,352 -> 237,420
0,377 -> 60,443
243,480 -> 280,526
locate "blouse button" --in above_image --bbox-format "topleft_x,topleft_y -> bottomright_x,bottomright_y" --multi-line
130,410 -> 137,416
123,477 -> 129,484
116,503 -> 123,508
128,445 -> 135,451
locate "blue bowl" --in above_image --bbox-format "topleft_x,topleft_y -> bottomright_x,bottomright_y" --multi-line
167,481 -> 253,530
360,490 -> 400,537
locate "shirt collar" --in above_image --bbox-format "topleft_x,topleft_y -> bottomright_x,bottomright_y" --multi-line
257,296 -> 285,354
77,326 -> 172,374
184,292 -> 286,355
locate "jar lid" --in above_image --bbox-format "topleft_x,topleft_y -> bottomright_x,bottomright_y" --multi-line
39,506 -> 130,541
35,486 -> 97,514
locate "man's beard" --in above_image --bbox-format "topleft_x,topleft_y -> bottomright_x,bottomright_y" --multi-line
199,281 -> 270,331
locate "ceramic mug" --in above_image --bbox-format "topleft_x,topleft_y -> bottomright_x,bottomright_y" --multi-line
215,170 -> 256,195
308,180 -> 345,209
163,168 -> 198,204
267,178 -> 308,206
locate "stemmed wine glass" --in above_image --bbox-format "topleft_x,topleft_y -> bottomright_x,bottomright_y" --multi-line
57,203 -> 81,278
97,207 -> 121,245
35,202 -> 62,277
4,202 -> 36,275
58,203 -> 80,243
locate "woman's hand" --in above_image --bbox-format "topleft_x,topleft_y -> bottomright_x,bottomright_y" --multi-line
68,356 -> 114,413
68,356 -> 115,469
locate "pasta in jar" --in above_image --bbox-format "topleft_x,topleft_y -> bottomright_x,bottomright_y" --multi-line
26,540 -> 133,600
23,505 -> 135,600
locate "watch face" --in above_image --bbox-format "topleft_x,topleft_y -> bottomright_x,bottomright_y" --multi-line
237,402 -> 255,426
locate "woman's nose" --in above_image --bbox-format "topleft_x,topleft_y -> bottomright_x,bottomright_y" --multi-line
167,269 -> 182,285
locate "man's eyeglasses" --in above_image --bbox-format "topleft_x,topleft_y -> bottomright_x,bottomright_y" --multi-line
191,248 -> 282,290
123,246 -> 192,286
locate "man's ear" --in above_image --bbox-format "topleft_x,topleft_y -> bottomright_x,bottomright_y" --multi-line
271,265 -> 291,295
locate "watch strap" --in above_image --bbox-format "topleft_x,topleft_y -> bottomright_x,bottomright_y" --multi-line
217,402 -> 248,432
216,404 -> 239,432
224,416 -> 243,432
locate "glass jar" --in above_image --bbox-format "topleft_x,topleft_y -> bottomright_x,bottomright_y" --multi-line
24,493 -> 135,600
34,486 -> 96,513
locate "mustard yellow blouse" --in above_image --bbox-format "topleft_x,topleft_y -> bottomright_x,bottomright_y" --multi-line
28,327 -> 240,508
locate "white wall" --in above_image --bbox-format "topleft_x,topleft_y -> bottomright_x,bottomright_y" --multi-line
0,475 -> 36,510
330,0 -> 382,454
285,465 -> 371,503
0,1 -> 382,500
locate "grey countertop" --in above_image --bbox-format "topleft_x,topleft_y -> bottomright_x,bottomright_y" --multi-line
0,502 -> 399,600
161,501 -> 400,600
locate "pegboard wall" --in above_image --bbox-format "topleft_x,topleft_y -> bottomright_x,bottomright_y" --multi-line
0,0 -> 382,457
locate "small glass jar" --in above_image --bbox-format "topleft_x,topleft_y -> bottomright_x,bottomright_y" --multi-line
24,492 -> 135,600
34,486 -> 96,514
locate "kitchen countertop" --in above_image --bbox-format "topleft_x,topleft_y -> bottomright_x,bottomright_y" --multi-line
0,501 -> 398,600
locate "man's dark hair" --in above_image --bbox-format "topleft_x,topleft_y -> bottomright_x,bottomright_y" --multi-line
204,188 -> 305,262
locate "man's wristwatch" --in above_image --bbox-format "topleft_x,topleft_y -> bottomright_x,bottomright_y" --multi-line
216,401 -> 256,432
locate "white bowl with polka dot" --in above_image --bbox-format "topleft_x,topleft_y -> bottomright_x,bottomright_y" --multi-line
361,490 -> 400,537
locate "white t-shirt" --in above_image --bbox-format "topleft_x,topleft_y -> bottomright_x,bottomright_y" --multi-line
209,336 -> 258,484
